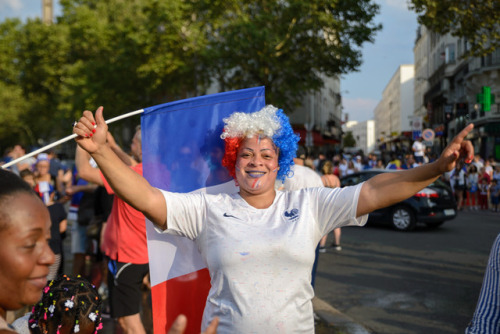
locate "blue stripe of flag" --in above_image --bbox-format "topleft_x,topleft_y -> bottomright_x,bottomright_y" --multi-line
141,87 -> 265,192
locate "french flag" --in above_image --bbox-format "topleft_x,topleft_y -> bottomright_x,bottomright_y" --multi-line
141,87 -> 266,333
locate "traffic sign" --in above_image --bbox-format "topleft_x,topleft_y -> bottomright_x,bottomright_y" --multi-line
422,128 -> 435,141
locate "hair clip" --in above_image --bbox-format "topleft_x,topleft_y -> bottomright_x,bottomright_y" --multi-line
64,300 -> 75,309
89,312 -> 98,322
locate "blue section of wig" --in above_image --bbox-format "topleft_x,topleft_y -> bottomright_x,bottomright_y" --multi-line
272,109 -> 299,182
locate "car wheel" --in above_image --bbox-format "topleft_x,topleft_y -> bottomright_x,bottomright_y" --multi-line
391,205 -> 416,231
426,221 -> 445,229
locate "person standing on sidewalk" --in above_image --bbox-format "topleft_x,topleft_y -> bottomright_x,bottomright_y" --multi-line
490,179 -> 500,212
412,137 -> 426,164
450,162 -> 467,211
320,161 -> 342,251
467,164 -> 479,210
73,105 -> 474,333
65,167 -> 97,278
75,126 -> 150,334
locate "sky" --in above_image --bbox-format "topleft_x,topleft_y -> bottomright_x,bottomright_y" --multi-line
1,0 -> 418,123
342,0 -> 419,123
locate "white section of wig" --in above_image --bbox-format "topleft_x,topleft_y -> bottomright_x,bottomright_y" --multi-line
220,105 -> 281,139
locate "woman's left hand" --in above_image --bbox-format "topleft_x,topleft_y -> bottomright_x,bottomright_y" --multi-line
436,123 -> 474,174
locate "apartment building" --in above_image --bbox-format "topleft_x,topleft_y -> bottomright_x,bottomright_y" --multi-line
290,73 -> 343,148
415,24 -> 500,158
374,65 -> 415,152
343,120 -> 376,155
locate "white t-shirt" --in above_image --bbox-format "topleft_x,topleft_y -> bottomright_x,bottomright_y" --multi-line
412,141 -> 425,157
279,164 -> 324,191
159,183 -> 367,333
338,161 -> 348,176
450,168 -> 466,188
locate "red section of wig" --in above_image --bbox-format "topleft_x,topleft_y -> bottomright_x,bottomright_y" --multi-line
221,137 -> 242,179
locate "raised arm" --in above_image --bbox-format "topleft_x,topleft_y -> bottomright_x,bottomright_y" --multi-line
75,146 -> 104,186
73,107 -> 168,229
357,124 -> 474,217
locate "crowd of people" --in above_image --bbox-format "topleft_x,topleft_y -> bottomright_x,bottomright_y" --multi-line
296,142 -> 500,215
2,103 -> 499,333
446,154 -> 500,212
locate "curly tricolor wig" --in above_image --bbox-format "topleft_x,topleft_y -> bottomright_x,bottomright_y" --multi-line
220,105 -> 299,183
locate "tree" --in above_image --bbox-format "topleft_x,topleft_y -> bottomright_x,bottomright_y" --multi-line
409,0 -> 500,57
198,0 -> 381,111
15,19 -> 72,142
343,131 -> 356,148
57,0 -> 210,117
0,19 -> 32,147
0,0 -> 382,151
0,0 -> 210,149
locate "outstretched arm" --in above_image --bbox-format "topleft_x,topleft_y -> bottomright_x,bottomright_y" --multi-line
73,107 -> 168,229
357,124 -> 474,217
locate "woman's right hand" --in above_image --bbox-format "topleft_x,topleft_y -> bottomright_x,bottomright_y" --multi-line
73,106 -> 108,155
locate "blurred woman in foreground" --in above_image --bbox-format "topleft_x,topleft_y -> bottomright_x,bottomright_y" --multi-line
0,169 -> 55,333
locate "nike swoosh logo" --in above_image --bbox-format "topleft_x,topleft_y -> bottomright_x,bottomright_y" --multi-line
223,213 -> 240,219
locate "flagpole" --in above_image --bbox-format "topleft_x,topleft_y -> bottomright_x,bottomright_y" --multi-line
1,108 -> 145,169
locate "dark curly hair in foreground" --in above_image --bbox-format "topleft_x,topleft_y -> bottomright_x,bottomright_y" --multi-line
29,275 -> 103,334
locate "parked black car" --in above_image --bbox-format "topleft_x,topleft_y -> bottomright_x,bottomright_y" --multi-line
341,169 -> 457,231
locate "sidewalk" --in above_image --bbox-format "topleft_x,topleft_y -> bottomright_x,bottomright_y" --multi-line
313,296 -> 372,334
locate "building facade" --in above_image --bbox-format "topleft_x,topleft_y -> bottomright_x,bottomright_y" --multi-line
343,120 -> 376,155
374,65 -> 415,152
413,25 -> 430,120
290,73 -> 343,148
415,24 -> 500,159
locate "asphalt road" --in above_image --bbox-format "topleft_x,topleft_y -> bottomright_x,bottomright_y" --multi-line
314,210 -> 500,334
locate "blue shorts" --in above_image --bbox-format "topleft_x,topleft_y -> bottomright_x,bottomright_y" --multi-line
414,156 -> 424,163
492,196 -> 500,205
70,221 -> 88,254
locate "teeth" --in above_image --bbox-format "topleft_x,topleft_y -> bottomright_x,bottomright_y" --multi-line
248,172 -> 265,178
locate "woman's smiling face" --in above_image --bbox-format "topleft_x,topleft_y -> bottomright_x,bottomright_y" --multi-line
0,192 -> 54,311
235,135 -> 280,196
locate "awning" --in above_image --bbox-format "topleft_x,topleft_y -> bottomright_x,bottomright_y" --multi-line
293,127 -> 339,146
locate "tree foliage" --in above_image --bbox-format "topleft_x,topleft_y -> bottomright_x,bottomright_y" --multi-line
0,0 -> 381,152
342,131 -> 356,148
0,19 -> 32,147
409,0 -> 500,57
199,0 -> 381,111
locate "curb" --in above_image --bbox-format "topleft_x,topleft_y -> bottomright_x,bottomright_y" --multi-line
313,297 -> 372,334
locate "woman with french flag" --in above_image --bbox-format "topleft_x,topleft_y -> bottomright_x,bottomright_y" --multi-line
74,103 -> 474,333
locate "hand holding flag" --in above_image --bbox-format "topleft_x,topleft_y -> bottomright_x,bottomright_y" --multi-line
73,106 -> 108,155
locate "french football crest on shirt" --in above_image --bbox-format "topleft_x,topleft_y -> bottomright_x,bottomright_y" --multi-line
283,208 -> 300,222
